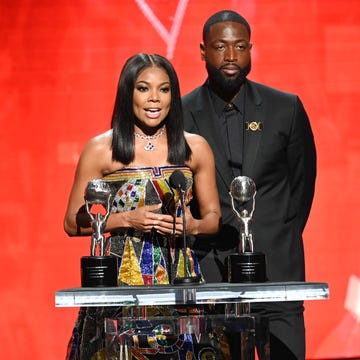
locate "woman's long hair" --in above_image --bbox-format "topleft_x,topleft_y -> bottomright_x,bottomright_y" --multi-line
111,53 -> 191,165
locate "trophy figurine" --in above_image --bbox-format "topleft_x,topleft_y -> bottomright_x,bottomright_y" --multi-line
227,176 -> 267,283
81,179 -> 118,287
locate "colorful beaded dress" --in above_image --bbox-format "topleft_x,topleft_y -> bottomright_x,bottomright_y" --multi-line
66,165 -> 219,360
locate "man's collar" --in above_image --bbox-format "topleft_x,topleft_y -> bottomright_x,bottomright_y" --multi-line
206,80 -> 246,117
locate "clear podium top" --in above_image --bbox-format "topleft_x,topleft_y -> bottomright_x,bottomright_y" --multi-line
55,281 -> 329,307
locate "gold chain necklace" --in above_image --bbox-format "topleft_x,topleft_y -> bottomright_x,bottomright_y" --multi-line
133,126 -> 166,151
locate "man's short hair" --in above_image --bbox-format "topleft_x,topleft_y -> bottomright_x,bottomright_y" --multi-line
203,10 -> 251,41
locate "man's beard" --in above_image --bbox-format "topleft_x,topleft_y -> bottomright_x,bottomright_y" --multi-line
206,61 -> 251,100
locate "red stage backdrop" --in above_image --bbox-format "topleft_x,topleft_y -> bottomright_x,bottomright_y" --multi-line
1,1 -> 359,358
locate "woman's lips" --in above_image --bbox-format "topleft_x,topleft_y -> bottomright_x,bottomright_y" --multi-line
145,108 -> 161,118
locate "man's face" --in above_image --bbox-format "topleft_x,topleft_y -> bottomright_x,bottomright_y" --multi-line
201,21 -> 252,92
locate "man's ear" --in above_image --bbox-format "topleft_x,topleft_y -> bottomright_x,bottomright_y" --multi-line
200,43 -> 205,61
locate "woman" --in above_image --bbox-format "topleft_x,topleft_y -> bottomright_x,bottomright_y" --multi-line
64,53 -> 221,359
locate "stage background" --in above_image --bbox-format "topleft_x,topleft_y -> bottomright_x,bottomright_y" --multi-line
1,0 -> 359,358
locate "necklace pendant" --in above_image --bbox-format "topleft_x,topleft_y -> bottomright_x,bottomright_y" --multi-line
134,125 -> 165,151
144,141 -> 155,151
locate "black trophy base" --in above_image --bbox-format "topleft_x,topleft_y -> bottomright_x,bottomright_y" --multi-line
81,256 -> 118,287
227,252 -> 267,283
173,275 -> 202,285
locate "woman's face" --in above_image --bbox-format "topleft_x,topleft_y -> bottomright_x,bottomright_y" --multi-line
133,66 -> 171,133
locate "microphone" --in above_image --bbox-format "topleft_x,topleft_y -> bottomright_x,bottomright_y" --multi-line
169,170 -> 201,285
169,169 -> 186,192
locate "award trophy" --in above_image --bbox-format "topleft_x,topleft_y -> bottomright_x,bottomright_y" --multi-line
227,176 -> 267,283
81,179 -> 118,287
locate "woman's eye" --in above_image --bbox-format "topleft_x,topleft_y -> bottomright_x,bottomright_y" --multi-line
161,87 -> 170,93
137,86 -> 148,92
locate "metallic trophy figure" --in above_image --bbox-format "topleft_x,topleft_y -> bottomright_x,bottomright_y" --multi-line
227,176 -> 266,283
81,179 -> 118,287
229,176 -> 256,253
85,179 -> 113,256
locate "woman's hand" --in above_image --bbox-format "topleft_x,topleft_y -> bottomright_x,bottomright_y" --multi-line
122,203 -> 178,235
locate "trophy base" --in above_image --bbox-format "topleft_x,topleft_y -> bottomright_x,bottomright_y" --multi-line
173,275 -> 202,285
81,256 -> 118,287
227,252 -> 267,283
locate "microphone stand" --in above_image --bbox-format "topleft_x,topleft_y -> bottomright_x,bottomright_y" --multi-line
173,185 -> 201,285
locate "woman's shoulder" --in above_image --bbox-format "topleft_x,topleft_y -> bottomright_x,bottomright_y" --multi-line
77,130 -> 115,174
184,131 -> 214,171
184,131 -> 211,151
83,130 -> 112,154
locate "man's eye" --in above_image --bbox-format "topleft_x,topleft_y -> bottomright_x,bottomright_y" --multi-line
237,43 -> 249,51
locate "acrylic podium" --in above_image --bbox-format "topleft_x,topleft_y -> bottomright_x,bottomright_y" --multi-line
56,281 -> 329,359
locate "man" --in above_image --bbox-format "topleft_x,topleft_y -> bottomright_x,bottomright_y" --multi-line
182,10 -> 316,360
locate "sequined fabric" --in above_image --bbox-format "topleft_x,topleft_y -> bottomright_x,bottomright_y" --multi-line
66,166 -> 209,360
104,166 -> 202,285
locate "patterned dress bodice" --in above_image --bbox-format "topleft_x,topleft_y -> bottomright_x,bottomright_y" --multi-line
103,165 -> 193,216
102,165 -> 201,286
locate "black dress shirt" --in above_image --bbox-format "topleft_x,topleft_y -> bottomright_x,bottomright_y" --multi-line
209,85 -> 246,177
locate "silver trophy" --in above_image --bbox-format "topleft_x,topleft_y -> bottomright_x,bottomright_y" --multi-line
81,179 -> 118,287
227,176 -> 267,283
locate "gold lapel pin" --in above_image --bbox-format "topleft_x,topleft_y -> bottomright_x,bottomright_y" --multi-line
245,121 -> 262,131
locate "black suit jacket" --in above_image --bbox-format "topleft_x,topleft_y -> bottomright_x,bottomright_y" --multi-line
182,80 -> 316,283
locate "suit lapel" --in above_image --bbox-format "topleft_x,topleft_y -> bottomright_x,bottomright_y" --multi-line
190,88 -> 234,190
187,82 -> 264,188
242,81 -> 263,177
